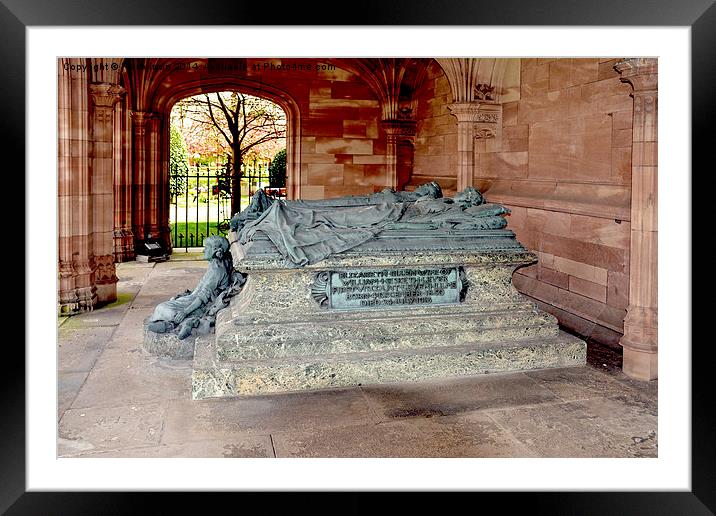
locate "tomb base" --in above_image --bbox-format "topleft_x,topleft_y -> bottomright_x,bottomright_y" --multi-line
190,229 -> 587,398
143,319 -> 196,360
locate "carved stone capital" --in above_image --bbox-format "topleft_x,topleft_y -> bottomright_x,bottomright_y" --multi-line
89,82 -> 126,108
448,102 -> 501,125
614,58 -> 658,92
381,119 -> 417,142
131,111 -> 158,136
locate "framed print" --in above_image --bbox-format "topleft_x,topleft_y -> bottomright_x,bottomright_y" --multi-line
5,0 -> 711,512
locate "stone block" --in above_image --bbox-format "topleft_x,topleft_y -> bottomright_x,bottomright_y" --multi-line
539,267 -> 569,289
569,215 -> 630,249
301,153 -> 337,164
315,137 -> 373,155
541,233 -> 627,273
143,321 -> 196,360
502,102 -> 518,126
612,128 -> 633,148
607,271 -> 629,310
342,164 -> 368,186
570,58 -> 599,85
548,60 -> 571,91
569,276 -> 607,303
612,109 -> 633,130
526,208 -> 571,237
307,163 -> 344,185
479,151 -> 528,179
343,120 -> 368,138
331,81 -> 375,100
612,146 -> 633,184
353,155 -> 388,165
597,59 -> 620,81
301,185 -> 326,199
553,256 -> 608,285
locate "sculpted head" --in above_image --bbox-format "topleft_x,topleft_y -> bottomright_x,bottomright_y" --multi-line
203,235 -> 230,261
413,182 -> 442,199
454,186 -> 485,207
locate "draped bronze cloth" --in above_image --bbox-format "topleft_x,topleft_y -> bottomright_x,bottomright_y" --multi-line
239,200 -> 407,267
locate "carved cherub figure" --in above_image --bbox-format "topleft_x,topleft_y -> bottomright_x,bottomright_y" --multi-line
147,235 -> 239,339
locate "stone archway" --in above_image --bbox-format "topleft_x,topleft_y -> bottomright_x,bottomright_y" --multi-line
147,76 -> 301,252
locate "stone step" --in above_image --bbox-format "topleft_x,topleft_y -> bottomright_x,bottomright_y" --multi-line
191,330 -> 586,399
214,308 -> 559,361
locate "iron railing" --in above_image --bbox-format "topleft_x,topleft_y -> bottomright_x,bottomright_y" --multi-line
169,159 -> 283,252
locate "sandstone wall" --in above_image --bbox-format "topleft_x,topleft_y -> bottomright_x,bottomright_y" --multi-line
412,60 -> 459,193
413,58 -> 634,345
298,64 -> 386,199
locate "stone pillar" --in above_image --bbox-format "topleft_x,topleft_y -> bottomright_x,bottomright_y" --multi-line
113,94 -> 135,262
131,111 -> 150,246
131,111 -> 164,249
615,58 -> 658,380
90,82 -> 125,303
381,119 -> 417,190
145,113 -> 164,241
58,58 -> 97,313
447,102 -> 501,191
58,60 -> 79,314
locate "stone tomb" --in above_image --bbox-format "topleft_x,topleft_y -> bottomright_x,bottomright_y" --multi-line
191,225 -> 586,399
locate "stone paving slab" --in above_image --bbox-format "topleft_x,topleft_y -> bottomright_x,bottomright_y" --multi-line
161,387 -> 378,443
60,305 -> 130,329
524,366 -> 638,402
486,395 -> 657,458
108,306 -> 153,345
58,371 -> 89,421
271,411 -> 535,458
71,436 -> 274,458
70,348 -> 192,410
58,402 -> 166,457
58,326 -> 115,373
360,371 -> 560,420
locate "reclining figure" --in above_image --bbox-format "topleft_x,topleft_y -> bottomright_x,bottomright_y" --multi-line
147,235 -> 245,339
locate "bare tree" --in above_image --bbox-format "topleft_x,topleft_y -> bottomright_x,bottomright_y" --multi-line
176,91 -> 286,214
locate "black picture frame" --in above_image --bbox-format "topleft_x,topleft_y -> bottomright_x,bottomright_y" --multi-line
5,0 -> 710,512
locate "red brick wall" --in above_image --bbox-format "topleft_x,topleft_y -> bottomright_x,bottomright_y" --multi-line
480,58 -> 634,346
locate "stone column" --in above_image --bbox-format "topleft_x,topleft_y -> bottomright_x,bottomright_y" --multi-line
90,83 -> 125,303
131,111 -> 151,246
58,58 -> 97,313
58,60 -> 79,314
381,119 -> 417,190
113,94 -> 135,262
447,102 -> 501,191
144,113 -> 164,242
615,58 -> 658,380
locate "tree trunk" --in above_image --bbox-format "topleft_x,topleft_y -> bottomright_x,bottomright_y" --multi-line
230,147 -> 242,215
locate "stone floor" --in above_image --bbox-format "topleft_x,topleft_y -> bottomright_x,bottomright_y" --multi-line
57,254 -> 658,458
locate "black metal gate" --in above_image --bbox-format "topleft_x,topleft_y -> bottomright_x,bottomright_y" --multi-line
169,159 -> 279,252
